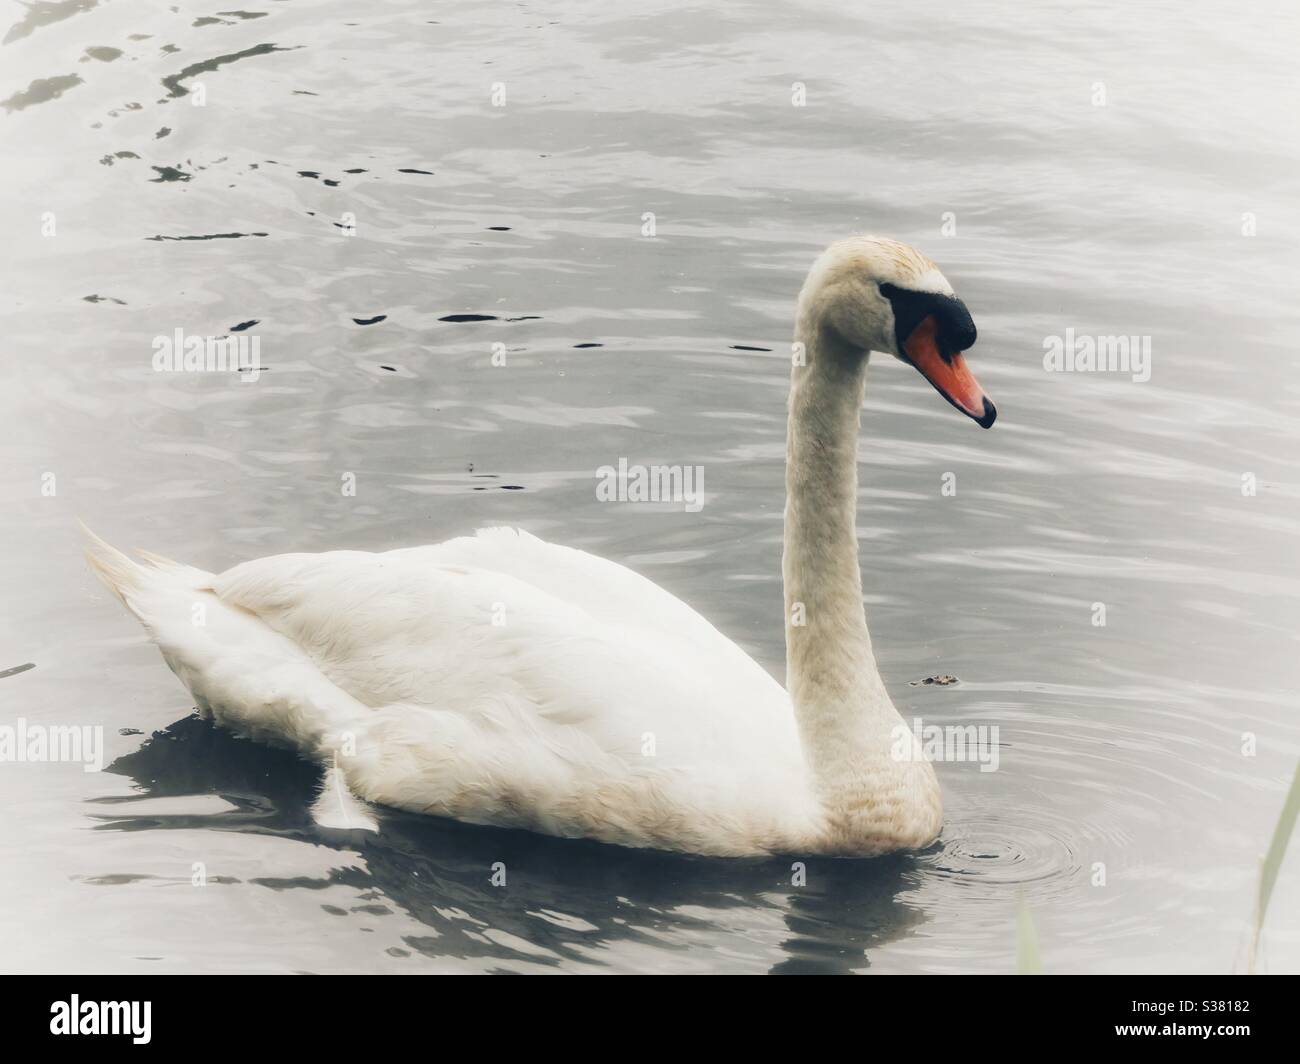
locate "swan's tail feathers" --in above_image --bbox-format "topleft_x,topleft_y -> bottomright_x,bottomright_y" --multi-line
82,524 -> 368,762
81,523 -> 214,625
81,522 -> 151,614
310,754 -> 380,833
136,547 -> 188,571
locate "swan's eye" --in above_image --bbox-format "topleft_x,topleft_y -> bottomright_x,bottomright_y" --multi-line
878,282 -> 976,361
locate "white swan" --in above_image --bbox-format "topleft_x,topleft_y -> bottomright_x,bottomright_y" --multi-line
86,236 -> 995,857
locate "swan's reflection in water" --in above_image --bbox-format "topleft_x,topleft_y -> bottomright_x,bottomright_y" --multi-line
91,716 -> 927,973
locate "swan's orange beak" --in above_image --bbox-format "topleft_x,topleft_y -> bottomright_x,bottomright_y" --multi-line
904,315 -> 996,428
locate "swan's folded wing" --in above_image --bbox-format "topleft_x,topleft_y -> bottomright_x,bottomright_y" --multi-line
212,548 -> 586,712
210,541 -> 795,765
391,527 -> 771,682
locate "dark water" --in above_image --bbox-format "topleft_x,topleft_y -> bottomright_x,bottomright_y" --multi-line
1,0 -> 1298,973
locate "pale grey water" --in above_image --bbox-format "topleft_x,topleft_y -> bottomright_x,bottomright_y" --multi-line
1,0 -> 1298,973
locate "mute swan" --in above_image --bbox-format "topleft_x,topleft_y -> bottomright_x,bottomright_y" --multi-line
86,236 -> 995,857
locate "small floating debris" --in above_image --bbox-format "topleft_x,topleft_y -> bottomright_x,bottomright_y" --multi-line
118,727 -> 143,736
730,344 -> 771,352
486,226 -> 511,231
440,313 -> 497,322
297,170 -> 320,179
155,127 -> 171,139
83,294 -> 126,305
909,675 -> 959,687
397,167 -> 434,175
344,168 -> 367,174
380,365 -> 396,372
0,663 -> 35,679
149,165 -> 191,182
505,315 -> 541,322
574,343 -> 603,348
230,319 -> 259,331
353,314 -> 386,326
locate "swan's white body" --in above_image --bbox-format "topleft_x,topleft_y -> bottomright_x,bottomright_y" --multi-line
87,236 -> 994,857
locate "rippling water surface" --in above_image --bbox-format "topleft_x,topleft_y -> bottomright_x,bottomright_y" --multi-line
2,0 -> 1299,973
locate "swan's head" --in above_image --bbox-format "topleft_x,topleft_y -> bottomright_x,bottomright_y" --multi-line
799,235 -> 995,428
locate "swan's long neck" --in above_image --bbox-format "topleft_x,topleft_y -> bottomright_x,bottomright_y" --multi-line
783,313 -> 937,847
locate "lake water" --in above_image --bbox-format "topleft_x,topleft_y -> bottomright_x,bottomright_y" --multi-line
2,0 -> 1298,974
